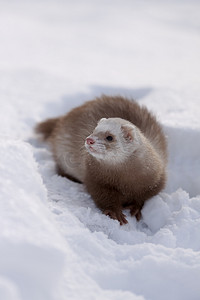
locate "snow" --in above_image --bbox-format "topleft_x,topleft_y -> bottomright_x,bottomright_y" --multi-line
0,0 -> 200,299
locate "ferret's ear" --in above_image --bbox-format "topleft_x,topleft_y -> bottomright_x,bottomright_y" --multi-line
99,118 -> 107,122
121,124 -> 134,142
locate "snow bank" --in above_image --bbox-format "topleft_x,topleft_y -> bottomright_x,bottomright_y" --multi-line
0,0 -> 200,299
0,139 -> 66,300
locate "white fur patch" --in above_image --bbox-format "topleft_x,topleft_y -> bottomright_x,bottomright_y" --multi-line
97,118 -> 121,132
85,118 -> 143,164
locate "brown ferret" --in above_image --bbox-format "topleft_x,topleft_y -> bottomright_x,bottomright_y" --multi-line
36,95 -> 167,225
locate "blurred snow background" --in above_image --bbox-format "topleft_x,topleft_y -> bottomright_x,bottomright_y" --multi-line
0,0 -> 200,299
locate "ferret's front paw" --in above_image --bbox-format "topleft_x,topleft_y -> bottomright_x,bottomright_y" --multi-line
103,209 -> 128,225
130,206 -> 142,221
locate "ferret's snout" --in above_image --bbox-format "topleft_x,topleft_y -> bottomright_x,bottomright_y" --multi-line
86,137 -> 95,145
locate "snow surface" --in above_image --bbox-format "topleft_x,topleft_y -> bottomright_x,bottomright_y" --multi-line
0,1 -> 200,299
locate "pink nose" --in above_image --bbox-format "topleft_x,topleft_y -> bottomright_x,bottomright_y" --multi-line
86,137 -> 95,145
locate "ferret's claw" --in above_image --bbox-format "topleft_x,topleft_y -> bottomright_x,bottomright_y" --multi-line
130,206 -> 142,221
103,209 -> 128,225
118,211 -> 128,225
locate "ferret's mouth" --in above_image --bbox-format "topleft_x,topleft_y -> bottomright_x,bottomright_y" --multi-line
85,143 -> 96,153
88,146 -> 97,152
85,142 -> 105,158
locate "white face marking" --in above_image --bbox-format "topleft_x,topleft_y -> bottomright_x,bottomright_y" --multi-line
85,118 -> 142,164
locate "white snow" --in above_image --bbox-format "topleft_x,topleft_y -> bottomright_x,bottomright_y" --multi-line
0,1 -> 200,299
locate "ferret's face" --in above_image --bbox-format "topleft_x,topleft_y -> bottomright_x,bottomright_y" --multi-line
85,118 -> 140,163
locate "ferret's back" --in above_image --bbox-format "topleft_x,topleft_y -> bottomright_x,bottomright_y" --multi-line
65,95 -> 167,162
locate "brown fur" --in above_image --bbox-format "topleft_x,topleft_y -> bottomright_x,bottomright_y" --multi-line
36,95 -> 167,224
35,117 -> 59,140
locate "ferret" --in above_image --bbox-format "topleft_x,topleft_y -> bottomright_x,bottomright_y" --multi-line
36,95 -> 167,225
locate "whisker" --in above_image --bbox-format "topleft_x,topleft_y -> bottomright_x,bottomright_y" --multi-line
74,134 -> 85,141
79,144 -> 87,152
103,111 -> 110,118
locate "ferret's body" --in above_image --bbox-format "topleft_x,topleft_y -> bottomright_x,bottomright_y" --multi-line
36,95 -> 167,224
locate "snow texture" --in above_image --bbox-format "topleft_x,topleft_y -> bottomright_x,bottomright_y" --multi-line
0,1 -> 200,299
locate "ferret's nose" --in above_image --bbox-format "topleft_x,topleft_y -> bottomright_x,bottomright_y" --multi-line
86,137 -> 95,145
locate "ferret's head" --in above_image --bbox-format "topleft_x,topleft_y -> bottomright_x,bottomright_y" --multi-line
85,118 -> 141,163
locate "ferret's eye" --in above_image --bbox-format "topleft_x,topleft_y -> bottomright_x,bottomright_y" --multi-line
106,135 -> 113,142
